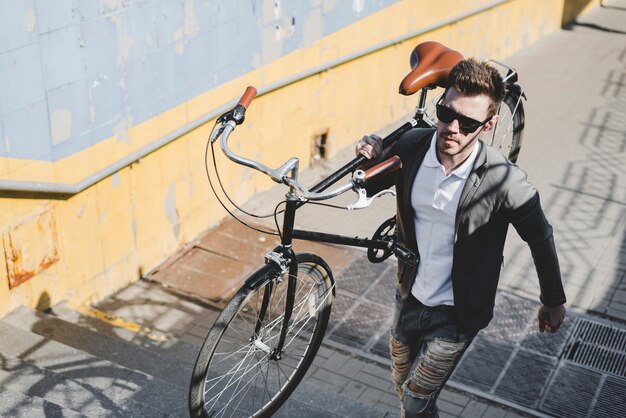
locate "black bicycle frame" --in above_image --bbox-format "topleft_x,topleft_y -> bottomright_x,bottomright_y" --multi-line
266,102 -> 431,355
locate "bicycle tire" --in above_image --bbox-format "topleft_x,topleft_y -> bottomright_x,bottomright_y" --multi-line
487,90 -> 525,163
189,253 -> 334,418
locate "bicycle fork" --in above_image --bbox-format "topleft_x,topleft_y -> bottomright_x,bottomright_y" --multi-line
253,197 -> 300,360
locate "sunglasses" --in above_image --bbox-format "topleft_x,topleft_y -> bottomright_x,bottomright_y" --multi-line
435,102 -> 492,133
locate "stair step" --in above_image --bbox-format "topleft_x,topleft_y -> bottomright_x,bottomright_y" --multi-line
46,300 -> 398,417
50,302 -> 200,365
0,385 -> 87,418
0,351 -> 161,417
6,306 -> 192,389
0,320 -> 187,417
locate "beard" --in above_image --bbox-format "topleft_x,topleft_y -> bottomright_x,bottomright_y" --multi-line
436,131 -> 478,157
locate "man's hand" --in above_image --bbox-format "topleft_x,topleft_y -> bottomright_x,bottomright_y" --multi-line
537,304 -> 566,333
355,134 -> 383,159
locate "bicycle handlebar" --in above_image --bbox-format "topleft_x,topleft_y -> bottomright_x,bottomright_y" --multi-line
362,155 -> 402,181
215,86 -> 412,204
217,86 -> 366,202
238,86 -> 257,108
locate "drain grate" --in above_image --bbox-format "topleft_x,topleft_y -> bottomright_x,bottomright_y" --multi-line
539,363 -> 602,418
592,375 -> 626,418
494,350 -> 556,408
452,338 -> 515,392
329,302 -> 390,348
562,318 -> 626,378
336,261 -> 390,295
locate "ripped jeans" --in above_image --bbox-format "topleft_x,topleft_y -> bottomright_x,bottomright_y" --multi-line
390,292 -> 475,418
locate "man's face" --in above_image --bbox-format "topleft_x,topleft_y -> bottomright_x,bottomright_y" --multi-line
436,87 -> 497,159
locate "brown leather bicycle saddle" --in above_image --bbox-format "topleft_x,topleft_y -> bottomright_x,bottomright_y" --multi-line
399,41 -> 464,95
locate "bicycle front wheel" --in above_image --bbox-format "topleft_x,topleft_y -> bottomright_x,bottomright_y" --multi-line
488,90 -> 525,163
189,253 -> 334,418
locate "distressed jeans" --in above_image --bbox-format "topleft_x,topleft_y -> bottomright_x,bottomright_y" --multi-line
390,291 -> 475,418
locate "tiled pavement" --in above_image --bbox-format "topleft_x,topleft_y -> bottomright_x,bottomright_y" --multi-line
93,2 -> 626,417
96,279 -> 530,418
496,2 -> 626,325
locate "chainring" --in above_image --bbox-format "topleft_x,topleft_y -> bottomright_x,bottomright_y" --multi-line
367,216 -> 397,263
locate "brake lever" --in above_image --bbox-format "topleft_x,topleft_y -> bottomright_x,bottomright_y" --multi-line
347,186 -> 395,210
211,103 -> 248,143
210,124 -> 225,143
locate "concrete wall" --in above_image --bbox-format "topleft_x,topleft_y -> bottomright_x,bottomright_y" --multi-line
0,0 -> 592,316
561,0 -> 599,24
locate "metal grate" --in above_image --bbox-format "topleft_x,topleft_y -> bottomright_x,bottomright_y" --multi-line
562,318 -> 626,378
336,261 -> 390,295
329,302 -> 390,348
592,375 -> 626,418
520,317 -> 574,356
494,350 -> 556,408
539,363 -> 602,418
479,292 -> 536,343
452,338 -> 515,392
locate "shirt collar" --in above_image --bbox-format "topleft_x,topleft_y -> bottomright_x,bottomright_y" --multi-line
423,132 -> 481,179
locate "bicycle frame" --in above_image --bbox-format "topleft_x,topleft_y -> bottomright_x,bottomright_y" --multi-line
244,87 -> 433,356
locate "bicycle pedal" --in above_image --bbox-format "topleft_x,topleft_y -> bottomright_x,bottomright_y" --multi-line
394,246 -> 417,267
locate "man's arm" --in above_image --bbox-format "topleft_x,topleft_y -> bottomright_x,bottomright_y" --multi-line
505,170 -> 567,333
514,199 -> 567,333
509,193 -> 567,305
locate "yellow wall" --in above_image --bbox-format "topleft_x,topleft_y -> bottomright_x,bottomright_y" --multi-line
561,0 -> 600,25
0,0 -> 590,316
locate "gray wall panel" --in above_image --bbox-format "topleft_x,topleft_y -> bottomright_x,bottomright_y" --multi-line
0,0 -> 398,162
1,100 -> 52,160
40,25 -> 85,91
0,43 -> 46,114
0,0 -> 38,52
34,0 -> 80,35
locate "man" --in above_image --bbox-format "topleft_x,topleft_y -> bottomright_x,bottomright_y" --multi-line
356,59 -> 566,417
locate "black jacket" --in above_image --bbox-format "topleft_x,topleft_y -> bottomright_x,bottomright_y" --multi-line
370,128 -> 566,334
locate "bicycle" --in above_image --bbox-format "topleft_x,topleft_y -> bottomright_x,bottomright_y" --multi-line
188,41 -> 526,418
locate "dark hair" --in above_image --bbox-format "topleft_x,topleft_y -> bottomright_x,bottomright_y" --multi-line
445,58 -> 505,117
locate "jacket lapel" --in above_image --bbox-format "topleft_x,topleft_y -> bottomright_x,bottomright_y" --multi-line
401,133 -> 431,251
455,140 -> 488,237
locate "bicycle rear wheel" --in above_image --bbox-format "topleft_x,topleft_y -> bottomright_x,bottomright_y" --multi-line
487,90 -> 525,163
189,253 -> 334,418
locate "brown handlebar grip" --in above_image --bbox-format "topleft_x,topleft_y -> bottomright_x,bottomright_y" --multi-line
238,86 -> 257,109
364,155 -> 402,180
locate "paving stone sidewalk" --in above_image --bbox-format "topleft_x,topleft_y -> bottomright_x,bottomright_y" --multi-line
97,279 -> 530,418
497,1 -> 626,325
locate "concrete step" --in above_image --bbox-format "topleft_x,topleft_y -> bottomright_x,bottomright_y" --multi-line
0,385 -> 87,418
6,305 -> 192,389
49,302 -> 201,366
2,304 -> 396,417
0,349 -> 161,417
0,319 -> 187,417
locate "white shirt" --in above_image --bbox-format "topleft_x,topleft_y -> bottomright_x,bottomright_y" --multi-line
410,134 -> 480,306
